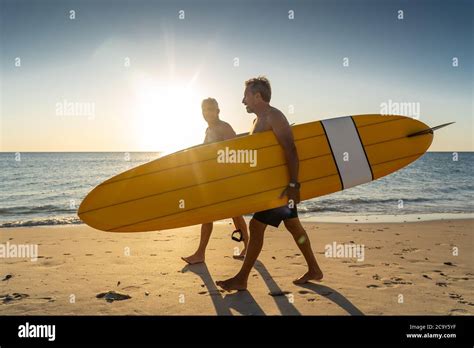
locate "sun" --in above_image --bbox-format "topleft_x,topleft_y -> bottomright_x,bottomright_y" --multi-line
133,77 -> 205,154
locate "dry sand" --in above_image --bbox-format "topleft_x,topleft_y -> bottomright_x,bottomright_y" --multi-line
0,219 -> 472,315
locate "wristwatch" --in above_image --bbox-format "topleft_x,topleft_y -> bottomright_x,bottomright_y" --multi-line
288,182 -> 301,189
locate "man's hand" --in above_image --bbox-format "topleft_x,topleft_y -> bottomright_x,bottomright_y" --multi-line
279,185 -> 301,204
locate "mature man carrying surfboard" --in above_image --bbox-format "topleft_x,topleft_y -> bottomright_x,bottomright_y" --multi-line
216,77 -> 324,291
182,98 -> 249,264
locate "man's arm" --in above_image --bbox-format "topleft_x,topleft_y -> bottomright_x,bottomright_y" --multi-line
203,128 -> 210,144
268,109 -> 300,204
268,110 -> 299,183
221,122 -> 237,140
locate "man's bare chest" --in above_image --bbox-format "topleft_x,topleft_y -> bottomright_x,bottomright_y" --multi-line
251,117 -> 272,134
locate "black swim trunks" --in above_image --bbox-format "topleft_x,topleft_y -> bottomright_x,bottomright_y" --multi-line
253,205 -> 298,227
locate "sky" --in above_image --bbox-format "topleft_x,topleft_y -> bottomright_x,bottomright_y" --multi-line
0,0 -> 472,152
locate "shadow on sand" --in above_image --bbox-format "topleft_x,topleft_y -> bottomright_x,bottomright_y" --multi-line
294,282 -> 364,315
181,263 -> 264,315
181,260 -> 364,316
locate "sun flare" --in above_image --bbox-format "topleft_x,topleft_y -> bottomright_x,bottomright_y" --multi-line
133,77 -> 205,154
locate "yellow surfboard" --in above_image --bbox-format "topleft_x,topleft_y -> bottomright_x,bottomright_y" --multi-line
78,114 -> 437,232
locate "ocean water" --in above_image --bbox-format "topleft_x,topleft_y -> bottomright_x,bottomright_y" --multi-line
0,152 -> 472,227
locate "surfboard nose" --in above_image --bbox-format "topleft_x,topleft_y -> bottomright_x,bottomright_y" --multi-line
352,115 -> 434,181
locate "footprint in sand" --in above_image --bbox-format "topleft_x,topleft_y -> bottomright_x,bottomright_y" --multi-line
298,290 -> 311,295
449,293 -> 463,300
348,264 -> 375,268
447,293 -> 473,305
383,277 -> 413,286
27,296 -> 56,304
449,308 -> 468,314
445,276 -> 470,282
1,293 -> 29,304
268,291 -> 291,297
38,297 -> 55,302
401,248 -> 419,253
367,246 -> 383,250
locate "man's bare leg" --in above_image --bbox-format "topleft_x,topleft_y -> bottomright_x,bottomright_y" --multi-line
182,222 -> 213,264
216,218 -> 267,291
283,218 -> 323,283
232,216 -> 249,258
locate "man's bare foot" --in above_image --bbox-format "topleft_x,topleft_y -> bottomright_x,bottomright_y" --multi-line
215,276 -> 248,291
181,254 -> 205,265
293,269 -> 324,284
232,248 -> 247,260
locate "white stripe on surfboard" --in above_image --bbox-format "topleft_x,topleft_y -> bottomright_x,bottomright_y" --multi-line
321,116 -> 372,189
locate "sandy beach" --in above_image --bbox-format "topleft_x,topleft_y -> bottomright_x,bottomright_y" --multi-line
0,219 -> 472,315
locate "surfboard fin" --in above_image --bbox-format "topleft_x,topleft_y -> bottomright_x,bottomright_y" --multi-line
407,122 -> 455,137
